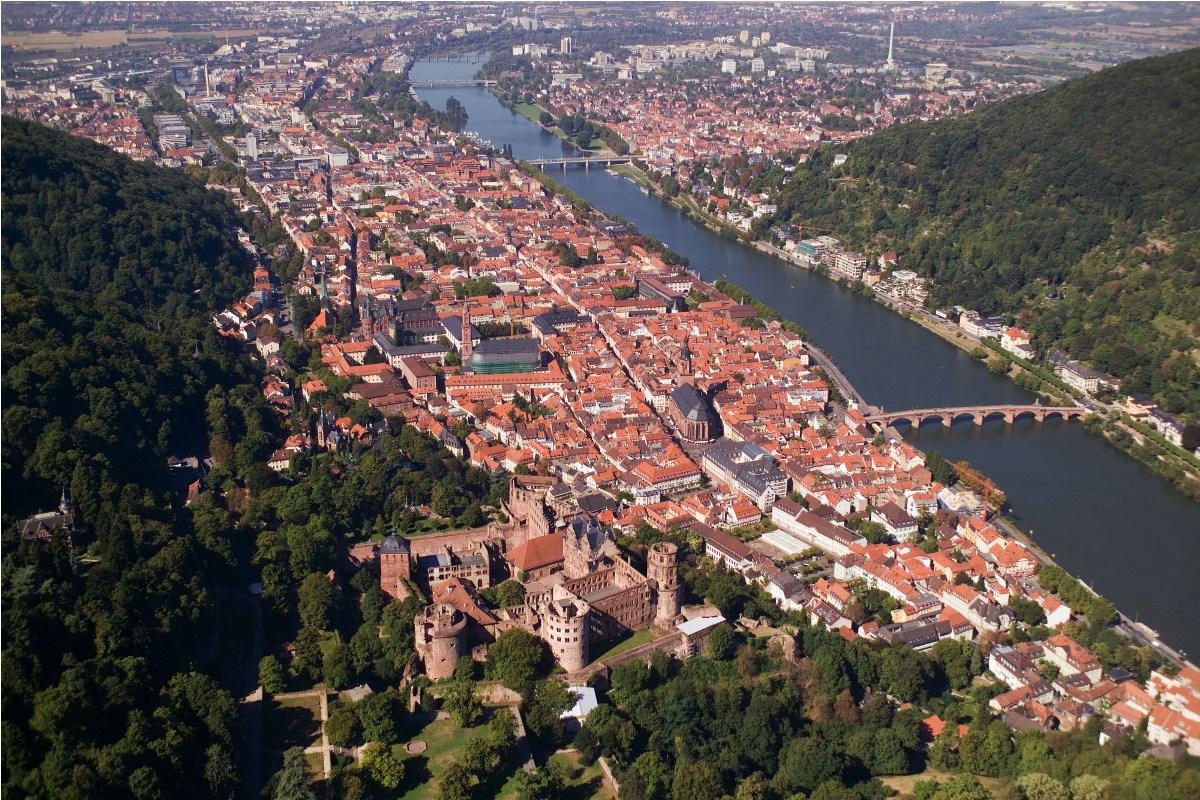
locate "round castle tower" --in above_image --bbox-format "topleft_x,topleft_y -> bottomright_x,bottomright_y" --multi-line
415,602 -> 468,680
543,597 -> 589,673
648,541 -> 681,625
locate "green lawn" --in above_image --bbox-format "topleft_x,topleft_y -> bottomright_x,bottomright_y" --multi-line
514,102 -> 546,124
263,692 -> 325,781
266,693 -> 323,750
404,518 -> 462,537
881,767 -> 1002,797
495,750 -> 614,799
397,710 -> 520,800
304,751 -> 325,780
590,628 -> 655,662
318,632 -> 342,662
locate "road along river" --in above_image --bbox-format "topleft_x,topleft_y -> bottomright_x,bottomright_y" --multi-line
412,58 -> 1200,658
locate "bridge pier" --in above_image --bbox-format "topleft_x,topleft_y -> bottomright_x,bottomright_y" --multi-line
942,416 -> 953,429
973,413 -> 984,426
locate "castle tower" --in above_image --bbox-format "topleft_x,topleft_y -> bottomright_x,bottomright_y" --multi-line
543,595 -> 589,673
648,541 -> 681,625
415,602 -> 468,680
59,487 -> 72,515
379,533 -> 411,599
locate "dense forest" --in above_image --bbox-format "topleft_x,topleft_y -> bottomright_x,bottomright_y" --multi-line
1,118 -> 258,799
761,48 -> 1200,415
577,619 -> 1200,800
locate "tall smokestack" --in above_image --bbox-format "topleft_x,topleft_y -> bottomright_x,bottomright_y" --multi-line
886,21 -> 895,70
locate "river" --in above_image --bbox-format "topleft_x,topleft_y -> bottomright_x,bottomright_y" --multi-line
411,58 -> 1200,658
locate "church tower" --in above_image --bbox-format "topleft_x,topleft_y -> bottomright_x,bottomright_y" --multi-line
460,304 -> 473,366
677,336 -> 694,385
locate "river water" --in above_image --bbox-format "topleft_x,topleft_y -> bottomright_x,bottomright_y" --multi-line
412,58 -> 1200,657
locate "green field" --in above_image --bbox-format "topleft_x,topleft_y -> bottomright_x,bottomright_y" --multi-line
264,692 -> 325,780
513,102 -> 546,124
495,750 -> 614,799
590,628 -> 656,662
266,693 -> 323,750
397,710 -> 520,800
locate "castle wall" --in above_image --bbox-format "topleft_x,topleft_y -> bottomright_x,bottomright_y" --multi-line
405,526 -> 497,558
588,583 -> 655,641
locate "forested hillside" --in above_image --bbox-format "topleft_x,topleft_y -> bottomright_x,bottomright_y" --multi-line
767,48 -> 1200,415
2,118 -> 258,799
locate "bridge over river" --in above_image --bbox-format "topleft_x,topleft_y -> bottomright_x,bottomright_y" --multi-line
525,155 -> 635,169
865,404 -> 1089,429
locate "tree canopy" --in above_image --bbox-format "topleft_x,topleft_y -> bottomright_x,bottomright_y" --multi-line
2,118 -> 256,798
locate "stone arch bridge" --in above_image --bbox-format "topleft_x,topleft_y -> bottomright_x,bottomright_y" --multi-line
865,405 -> 1089,429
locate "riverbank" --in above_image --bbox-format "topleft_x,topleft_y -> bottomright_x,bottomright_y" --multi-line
412,57 -> 1200,656
616,162 -> 1200,501
497,95 -> 620,157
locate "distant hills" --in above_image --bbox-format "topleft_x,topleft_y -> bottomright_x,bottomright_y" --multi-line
775,48 -> 1200,415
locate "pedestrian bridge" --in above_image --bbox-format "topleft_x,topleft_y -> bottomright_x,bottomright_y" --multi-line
865,404 -> 1089,429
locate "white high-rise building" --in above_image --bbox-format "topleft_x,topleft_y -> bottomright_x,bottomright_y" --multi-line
560,36 -> 573,55
721,59 -> 737,75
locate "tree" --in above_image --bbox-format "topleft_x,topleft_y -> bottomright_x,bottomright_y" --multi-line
444,681 -> 484,727
929,774 -> 993,800
292,627 -> 324,682
515,763 -> 565,800
925,450 -> 955,485
735,773 -> 772,800
299,572 -> 337,631
774,736 -> 842,795
580,704 -> 638,765
324,702 -> 362,748
524,679 -> 575,747
486,629 -> 552,693
609,660 -> 649,699
273,747 -> 316,800
481,579 -> 527,608
357,690 -> 401,744
259,655 -> 287,694
929,722 -> 961,770
323,642 -> 352,689
631,751 -> 671,800
858,520 -> 890,544
1068,775 -> 1108,800
671,760 -> 724,800
362,742 -> 406,790
1010,597 -> 1047,626
1017,773 -> 1069,800
870,728 -> 910,775
811,780 -> 861,800
707,623 -> 735,659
